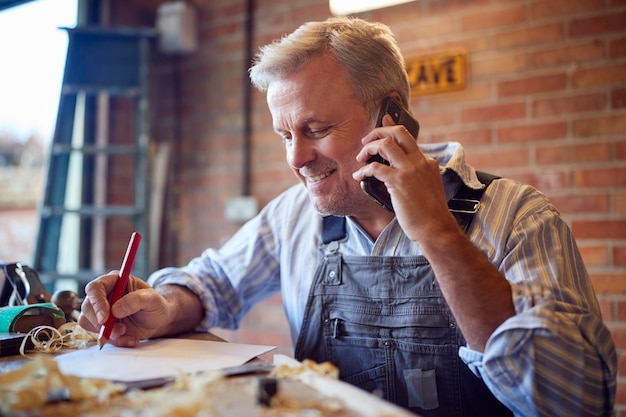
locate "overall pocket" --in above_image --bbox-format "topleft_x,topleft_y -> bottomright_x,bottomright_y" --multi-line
324,305 -> 462,416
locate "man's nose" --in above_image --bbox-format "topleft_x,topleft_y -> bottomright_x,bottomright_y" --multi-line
286,135 -> 316,170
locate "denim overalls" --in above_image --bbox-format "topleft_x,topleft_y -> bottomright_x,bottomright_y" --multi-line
294,174 -> 513,417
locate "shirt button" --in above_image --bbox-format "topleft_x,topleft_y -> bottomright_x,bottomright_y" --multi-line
449,322 -> 456,329
384,341 -> 390,347
329,271 -> 336,278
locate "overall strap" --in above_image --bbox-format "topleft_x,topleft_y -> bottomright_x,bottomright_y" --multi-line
448,171 -> 500,232
322,170 -> 500,242
322,215 -> 346,245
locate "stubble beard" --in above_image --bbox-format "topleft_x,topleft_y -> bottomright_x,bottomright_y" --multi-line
309,182 -> 370,217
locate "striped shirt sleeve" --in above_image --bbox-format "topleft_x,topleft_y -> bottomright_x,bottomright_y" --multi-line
460,179 -> 617,417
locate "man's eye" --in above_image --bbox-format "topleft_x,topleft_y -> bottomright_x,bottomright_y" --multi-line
308,127 -> 330,138
281,135 -> 292,144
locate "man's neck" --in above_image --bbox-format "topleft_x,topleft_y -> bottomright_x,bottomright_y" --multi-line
351,209 -> 395,241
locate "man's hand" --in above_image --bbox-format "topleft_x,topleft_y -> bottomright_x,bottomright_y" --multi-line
78,273 -> 180,348
353,114 -> 515,351
353,113 -> 457,243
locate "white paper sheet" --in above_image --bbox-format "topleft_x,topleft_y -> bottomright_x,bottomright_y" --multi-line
54,338 -> 275,382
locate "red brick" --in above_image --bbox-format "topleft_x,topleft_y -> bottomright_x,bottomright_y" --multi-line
616,379 -> 626,408
573,114 -> 626,137
495,23 -> 563,49
537,141 -> 611,165
533,92 -> 606,117
368,3 -> 427,26
532,40 -> 605,68
395,14 -> 457,40
511,169 -> 572,193
212,295 -> 292,357
531,0 -> 606,19
578,244 -> 610,266
615,246 -> 626,267
427,0 -> 490,15
617,141 -> 626,160
413,108 -> 455,128
461,102 -> 526,123
613,88 -> 626,109
427,128 -> 492,147
614,327 -> 626,350
498,73 -> 567,97
572,63 -> 626,88
616,300 -> 626,321
573,220 -> 626,239
569,11 -> 626,37
472,51 -> 528,77
199,21 -> 241,41
417,82 -> 491,106
408,34 -> 490,55
465,147 -> 531,170
548,192 -> 608,215
611,37 -> 626,59
616,191 -> 626,214
574,167 -> 626,187
461,4 -> 526,31
598,298 -> 614,321
291,2 -> 332,24
619,348 -> 626,377
589,272 -> 626,294
251,168 -> 295,193
498,122 -> 567,143
214,2 -> 246,18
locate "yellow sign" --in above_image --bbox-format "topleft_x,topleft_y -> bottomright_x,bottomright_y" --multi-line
406,50 -> 468,95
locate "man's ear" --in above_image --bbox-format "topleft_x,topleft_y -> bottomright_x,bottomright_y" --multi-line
385,91 -> 404,106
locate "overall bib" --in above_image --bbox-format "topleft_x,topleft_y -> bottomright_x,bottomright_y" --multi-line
294,173 -> 513,417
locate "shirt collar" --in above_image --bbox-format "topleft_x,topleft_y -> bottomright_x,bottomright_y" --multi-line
419,142 -> 484,200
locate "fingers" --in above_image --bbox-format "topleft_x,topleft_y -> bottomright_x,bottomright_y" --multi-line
77,273 -> 155,348
109,277 -> 152,317
77,298 -> 99,332
78,271 -> 141,331
353,113 -> 450,237
82,272 -> 120,323
115,334 -> 139,348
357,114 -> 420,165
101,322 -> 139,348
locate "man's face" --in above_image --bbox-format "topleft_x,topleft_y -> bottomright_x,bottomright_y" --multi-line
266,55 -> 377,216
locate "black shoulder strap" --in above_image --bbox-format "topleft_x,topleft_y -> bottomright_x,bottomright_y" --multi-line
448,171 -> 500,232
322,171 -> 500,243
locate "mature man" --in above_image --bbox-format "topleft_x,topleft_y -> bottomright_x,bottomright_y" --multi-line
79,17 -> 616,416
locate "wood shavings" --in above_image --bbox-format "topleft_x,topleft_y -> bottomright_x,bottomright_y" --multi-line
267,379 -> 347,415
271,358 -> 339,380
0,355 -> 124,416
19,322 -> 98,355
270,356 -> 413,417
0,353 -> 412,417
87,371 -> 360,417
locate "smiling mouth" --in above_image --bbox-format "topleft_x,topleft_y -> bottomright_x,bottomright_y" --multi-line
305,170 -> 334,183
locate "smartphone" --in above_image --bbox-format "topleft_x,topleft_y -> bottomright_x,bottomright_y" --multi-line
360,97 -> 420,212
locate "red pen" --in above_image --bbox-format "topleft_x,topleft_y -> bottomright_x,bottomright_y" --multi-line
97,232 -> 142,349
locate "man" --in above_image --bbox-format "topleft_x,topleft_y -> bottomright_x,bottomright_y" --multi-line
79,17 -> 616,417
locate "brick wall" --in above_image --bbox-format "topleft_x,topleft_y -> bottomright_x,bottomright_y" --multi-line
112,0 -> 626,410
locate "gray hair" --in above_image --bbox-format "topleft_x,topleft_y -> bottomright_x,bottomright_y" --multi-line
249,17 -> 411,117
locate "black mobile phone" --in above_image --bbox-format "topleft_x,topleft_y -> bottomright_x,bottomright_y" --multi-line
360,97 -> 420,212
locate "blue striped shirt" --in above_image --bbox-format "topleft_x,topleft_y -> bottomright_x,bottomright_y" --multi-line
149,142 -> 616,416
